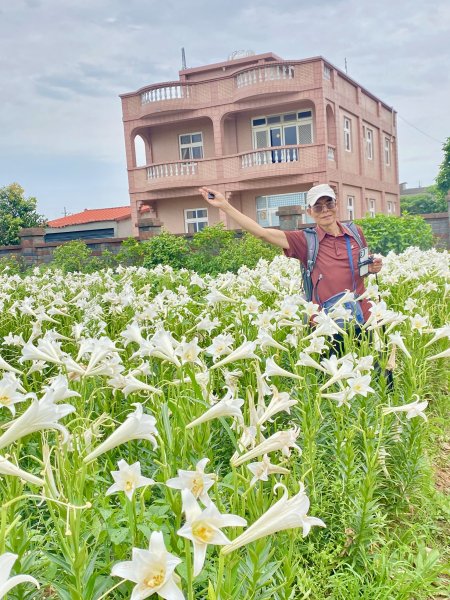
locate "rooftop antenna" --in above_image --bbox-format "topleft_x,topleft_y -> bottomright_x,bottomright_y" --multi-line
344,58 -> 348,74
181,47 -> 187,70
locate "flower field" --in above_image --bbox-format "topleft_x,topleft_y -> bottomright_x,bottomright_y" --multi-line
0,247 -> 449,600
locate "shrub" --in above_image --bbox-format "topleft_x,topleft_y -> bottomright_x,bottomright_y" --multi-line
52,240 -> 93,273
355,214 -> 434,255
142,230 -> 190,270
114,237 -> 146,266
187,223 -> 236,274
219,231 -> 281,272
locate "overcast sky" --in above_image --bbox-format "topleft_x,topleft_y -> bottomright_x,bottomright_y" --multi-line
1,0 -> 449,219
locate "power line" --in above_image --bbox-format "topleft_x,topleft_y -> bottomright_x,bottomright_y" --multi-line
398,115 -> 443,145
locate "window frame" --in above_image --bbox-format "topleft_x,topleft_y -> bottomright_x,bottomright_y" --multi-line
384,137 -> 391,166
179,132 -> 204,161
343,117 -> 352,152
365,127 -> 374,160
368,198 -> 376,218
347,195 -> 355,220
184,207 -> 208,233
251,109 -> 314,149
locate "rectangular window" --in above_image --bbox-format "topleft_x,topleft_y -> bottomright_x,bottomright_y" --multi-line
365,127 -> 373,160
387,201 -> 393,214
347,195 -> 355,220
179,132 -> 203,161
251,110 -> 313,150
368,198 -> 376,217
384,137 -> 391,165
256,192 -> 309,227
184,208 -> 208,233
344,117 -> 352,152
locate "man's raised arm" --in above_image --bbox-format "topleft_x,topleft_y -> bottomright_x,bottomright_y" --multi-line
199,187 -> 289,250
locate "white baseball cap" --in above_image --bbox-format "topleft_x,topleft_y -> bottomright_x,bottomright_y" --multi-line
306,184 -> 336,208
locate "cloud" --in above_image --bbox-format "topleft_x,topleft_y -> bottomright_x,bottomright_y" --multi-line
0,0 -> 449,214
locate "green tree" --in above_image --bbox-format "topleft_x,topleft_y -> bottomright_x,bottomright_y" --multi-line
400,186 -> 447,214
0,183 -> 47,245
355,214 -> 434,254
435,136 -> 450,200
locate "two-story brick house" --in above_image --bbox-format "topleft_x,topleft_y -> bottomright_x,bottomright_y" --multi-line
120,52 -> 399,235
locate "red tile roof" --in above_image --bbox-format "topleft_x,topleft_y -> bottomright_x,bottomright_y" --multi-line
48,206 -> 149,228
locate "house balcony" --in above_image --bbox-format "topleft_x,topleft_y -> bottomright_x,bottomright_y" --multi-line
123,61 -> 314,120
129,144 -> 322,192
233,63 -> 299,102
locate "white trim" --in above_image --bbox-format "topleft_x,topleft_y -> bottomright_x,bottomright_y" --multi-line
251,109 -> 314,148
368,197 -> 376,217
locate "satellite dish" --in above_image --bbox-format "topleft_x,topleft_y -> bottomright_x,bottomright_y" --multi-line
228,50 -> 256,60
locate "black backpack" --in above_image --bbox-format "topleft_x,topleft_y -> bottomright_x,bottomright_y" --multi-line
301,222 -> 365,302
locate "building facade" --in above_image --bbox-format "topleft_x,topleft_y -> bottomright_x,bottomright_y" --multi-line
120,52 -> 399,235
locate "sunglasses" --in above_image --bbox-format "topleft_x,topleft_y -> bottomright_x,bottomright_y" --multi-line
311,200 -> 336,213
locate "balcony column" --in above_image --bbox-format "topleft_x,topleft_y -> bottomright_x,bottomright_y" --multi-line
212,117 -> 225,179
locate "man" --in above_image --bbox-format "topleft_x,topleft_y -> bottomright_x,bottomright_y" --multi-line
199,184 -> 382,324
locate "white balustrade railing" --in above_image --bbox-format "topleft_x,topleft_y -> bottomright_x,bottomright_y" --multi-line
141,85 -> 190,104
235,65 -> 295,88
327,146 -> 336,160
147,162 -> 197,179
240,147 -> 299,168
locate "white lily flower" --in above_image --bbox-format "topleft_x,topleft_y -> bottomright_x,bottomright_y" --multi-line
321,388 -> 353,407
148,330 -> 181,367
425,347 -> 450,361
107,373 -> 162,397
255,331 -> 288,352
177,490 -> 246,576
166,458 -> 215,503
0,397 -> 75,451
346,374 -> 374,399
257,386 -> 297,426
410,314 -> 429,333
383,395 -> 428,421
0,553 -> 40,598
205,289 -> 236,304
186,389 -> 244,429
0,354 -> 22,374
388,332 -> 412,359
0,374 -> 34,416
175,338 -> 203,365
303,336 -> 327,355
263,357 -> 302,381
319,355 -> 355,391
232,428 -> 301,467
120,321 -> 145,347
111,531 -> 184,600
20,338 -> 65,366
83,404 -> 158,463
308,312 -> 346,337
221,483 -> 325,555
210,340 -> 259,370
205,334 -> 235,362
0,455 -> 44,486
424,325 -> 450,348
41,375 -> 81,404
195,315 -> 220,333
296,352 -> 327,372
106,459 -> 155,500
247,454 -> 290,486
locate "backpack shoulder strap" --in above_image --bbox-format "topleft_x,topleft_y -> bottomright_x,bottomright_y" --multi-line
301,227 -> 318,302
344,221 -> 364,248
